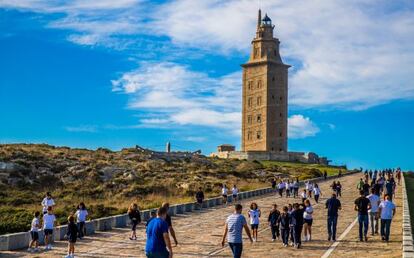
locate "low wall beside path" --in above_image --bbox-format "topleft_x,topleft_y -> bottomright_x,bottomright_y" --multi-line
0,170 -> 359,251
403,174 -> 414,258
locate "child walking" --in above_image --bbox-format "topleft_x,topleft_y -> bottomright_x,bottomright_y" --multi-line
128,203 -> 141,240
43,206 -> 56,250
268,204 -> 281,241
65,215 -> 78,258
248,202 -> 261,242
28,211 -> 40,253
278,206 -> 291,247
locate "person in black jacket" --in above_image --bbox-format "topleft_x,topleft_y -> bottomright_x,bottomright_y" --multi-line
290,203 -> 305,248
128,203 -> 141,240
195,187 -> 205,210
278,206 -> 291,247
268,204 -> 281,241
65,215 -> 78,258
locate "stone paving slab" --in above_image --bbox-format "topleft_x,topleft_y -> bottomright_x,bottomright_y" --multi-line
1,172 -> 403,258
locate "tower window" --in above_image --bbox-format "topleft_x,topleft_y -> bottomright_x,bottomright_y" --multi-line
280,97 -> 283,101
248,97 -> 253,108
279,132 -> 283,137
257,80 -> 262,89
274,50 -> 277,56
257,96 -> 262,106
254,47 -> 259,58
257,131 -> 262,139
248,81 -> 253,90
257,114 -> 261,123
280,113 -> 282,117
247,115 -> 252,124
272,77 -> 275,81
247,131 -> 252,140
272,95 -> 274,99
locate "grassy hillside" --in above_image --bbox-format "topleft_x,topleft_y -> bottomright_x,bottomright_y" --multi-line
0,144 -> 347,235
404,172 -> 414,233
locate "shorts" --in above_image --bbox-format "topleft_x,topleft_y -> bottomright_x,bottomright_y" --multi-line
304,219 -> 313,226
222,195 -> 227,198
44,229 -> 53,236
68,237 -> 77,243
232,194 -> 238,198
251,224 -> 259,230
197,198 -> 203,204
30,231 -> 39,241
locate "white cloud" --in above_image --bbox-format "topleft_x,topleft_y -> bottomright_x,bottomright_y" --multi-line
184,136 -> 207,143
288,115 -> 320,139
64,125 -> 97,133
4,0 -> 413,109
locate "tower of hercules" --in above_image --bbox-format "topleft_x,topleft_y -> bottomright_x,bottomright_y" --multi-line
241,10 -> 290,152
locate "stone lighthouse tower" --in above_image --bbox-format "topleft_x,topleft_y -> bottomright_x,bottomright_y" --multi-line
241,10 -> 290,152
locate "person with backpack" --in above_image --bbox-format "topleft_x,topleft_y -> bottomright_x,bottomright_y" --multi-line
195,187 -> 205,210
278,206 -> 291,247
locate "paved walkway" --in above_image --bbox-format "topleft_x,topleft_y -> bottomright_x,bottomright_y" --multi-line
2,173 -> 403,258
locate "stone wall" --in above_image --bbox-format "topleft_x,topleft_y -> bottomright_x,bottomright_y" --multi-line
403,174 -> 414,258
0,171 -> 359,251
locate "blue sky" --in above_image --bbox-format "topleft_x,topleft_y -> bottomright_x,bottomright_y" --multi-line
1,0 -> 413,170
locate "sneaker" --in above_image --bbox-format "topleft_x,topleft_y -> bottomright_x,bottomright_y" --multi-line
44,246 -> 49,251
27,248 -> 33,252
34,248 -> 40,252
65,255 -> 71,258
48,244 -> 53,250
283,244 -> 288,247
272,238 -> 275,242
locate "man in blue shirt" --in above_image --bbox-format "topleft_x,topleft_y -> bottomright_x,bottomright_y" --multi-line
325,193 -> 341,241
145,206 -> 173,258
378,194 -> 396,242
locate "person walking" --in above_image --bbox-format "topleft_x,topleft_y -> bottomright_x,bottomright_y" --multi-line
28,211 -> 40,253
313,184 -> 322,203
285,180 -> 291,198
278,181 -> 285,198
43,206 -> 56,250
336,182 -> 342,197
232,185 -> 239,203
385,178 -> 395,201
145,206 -> 173,258
303,200 -> 313,241
354,190 -> 371,241
271,178 -> 277,194
290,203 -> 305,248
378,194 -> 396,242
222,185 -> 229,206
293,178 -> 299,198
162,203 -> 178,246
301,189 -> 307,203
268,204 -> 280,241
305,181 -> 313,198
326,193 -> 341,241
248,202 -> 261,242
75,202 -> 88,239
278,206 -> 291,247
367,188 -> 380,235
323,170 -> 328,180
362,180 -> 370,196
221,204 -> 253,258
128,203 -> 141,240
195,187 -> 205,210
65,215 -> 78,258
396,168 -> 402,185
357,178 -> 364,191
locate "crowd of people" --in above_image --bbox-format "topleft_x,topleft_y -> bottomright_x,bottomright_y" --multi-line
24,168 -> 401,258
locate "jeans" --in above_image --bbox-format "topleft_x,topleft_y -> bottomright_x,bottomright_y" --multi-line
228,242 -> 243,258
314,194 -> 320,203
271,225 -> 280,239
77,222 -> 85,238
281,228 -> 289,245
327,216 -> 338,240
381,219 -> 392,241
292,225 -> 302,246
146,250 -> 169,258
369,212 -> 379,234
358,214 -> 369,240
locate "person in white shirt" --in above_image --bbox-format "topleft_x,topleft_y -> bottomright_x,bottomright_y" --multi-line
75,202 -> 88,239
378,194 -> 396,242
293,178 -> 300,198
306,182 -> 313,198
367,188 -> 380,235
43,206 -> 56,250
232,185 -> 239,204
301,189 -> 307,203
28,211 -> 40,253
285,180 -> 291,198
41,192 -> 55,214
222,185 -> 228,206
313,184 -> 322,203
248,202 -> 261,242
278,181 -> 285,197
303,199 -> 314,241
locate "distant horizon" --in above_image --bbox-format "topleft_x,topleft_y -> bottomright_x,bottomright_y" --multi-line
1,1 -> 413,171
